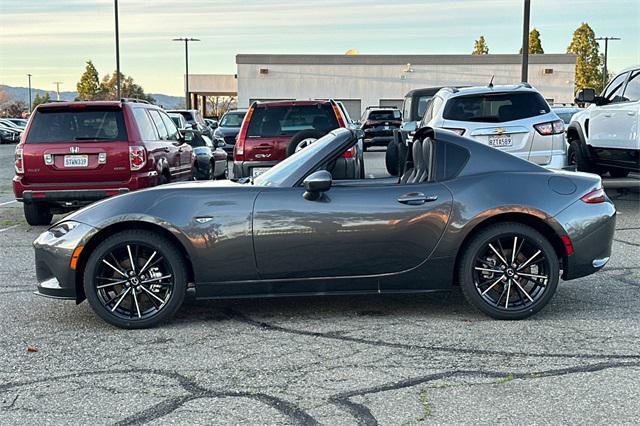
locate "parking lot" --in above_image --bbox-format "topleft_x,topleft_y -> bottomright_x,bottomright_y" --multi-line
0,141 -> 639,424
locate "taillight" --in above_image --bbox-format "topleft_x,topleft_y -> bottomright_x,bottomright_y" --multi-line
343,146 -> 356,158
15,147 -> 24,174
443,127 -> 466,136
534,119 -> 564,135
234,106 -> 254,161
580,188 -> 606,204
332,102 -> 346,127
129,146 -> 146,170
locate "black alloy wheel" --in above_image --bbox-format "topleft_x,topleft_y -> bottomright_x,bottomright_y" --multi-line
83,230 -> 187,328
459,223 -> 559,320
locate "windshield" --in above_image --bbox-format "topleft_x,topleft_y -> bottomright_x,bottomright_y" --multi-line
247,104 -> 338,137
253,131 -> 341,187
443,92 -> 550,123
220,112 -> 245,127
26,108 -> 127,143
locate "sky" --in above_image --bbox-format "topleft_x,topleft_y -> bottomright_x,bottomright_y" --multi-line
1,0 -> 639,96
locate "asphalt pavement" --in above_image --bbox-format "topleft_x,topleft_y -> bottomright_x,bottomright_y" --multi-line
1,143 -> 639,425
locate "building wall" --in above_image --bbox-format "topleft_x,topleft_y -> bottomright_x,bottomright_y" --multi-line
236,54 -> 576,115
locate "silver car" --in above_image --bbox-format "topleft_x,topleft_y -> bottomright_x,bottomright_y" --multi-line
421,84 -> 567,169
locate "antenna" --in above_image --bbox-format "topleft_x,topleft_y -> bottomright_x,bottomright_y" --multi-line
488,75 -> 495,88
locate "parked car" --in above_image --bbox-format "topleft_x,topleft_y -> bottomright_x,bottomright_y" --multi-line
212,109 -> 247,157
187,131 -> 228,180
232,99 -> 363,179
166,109 -> 214,139
6,118 -> 28,128
0,124 -> 21,144
204,118 -> 218,130
13,100 -> 194,226
419,84 -> 567,169
32,127 -> 615,328
0,118 -> 25,131
551,105 -> 583,124
568,66 -> 640,178
168,112 -> 189,131
359,106 -> 402,150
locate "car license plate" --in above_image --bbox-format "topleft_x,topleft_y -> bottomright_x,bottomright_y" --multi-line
488,135 -> 513,148
63,155 -> 89,167
251,167 -> 270,178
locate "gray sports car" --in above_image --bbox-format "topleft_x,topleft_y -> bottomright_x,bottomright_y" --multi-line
33,128 -> 616,328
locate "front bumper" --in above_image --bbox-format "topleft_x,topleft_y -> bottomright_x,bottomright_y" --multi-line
33,221 -> 98,301
554,197 -> 616,280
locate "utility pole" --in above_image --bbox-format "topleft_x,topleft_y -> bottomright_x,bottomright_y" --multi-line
114,0 -> 121,99
595,36 -> 621,87
53,82 -> 63,100
520,0 -> 531,82
172,37 -> 200,109
27,74 -> 32,113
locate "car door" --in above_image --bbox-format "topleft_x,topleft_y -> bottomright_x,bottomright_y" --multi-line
619,70 -> 640,152
148,109 -> 182,180
252,181 -> 452,287
589,71 -> 629,150
160,110 -> 193,180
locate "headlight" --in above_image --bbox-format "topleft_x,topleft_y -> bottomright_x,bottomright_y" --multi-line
49,221 -> 80,238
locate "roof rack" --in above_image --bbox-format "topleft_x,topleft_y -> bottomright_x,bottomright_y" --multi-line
121,98 -> 151,104
365,105 -> 399,110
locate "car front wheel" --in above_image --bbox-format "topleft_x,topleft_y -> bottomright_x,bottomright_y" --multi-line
458,223 -> 559,320
83,230 -> 187,329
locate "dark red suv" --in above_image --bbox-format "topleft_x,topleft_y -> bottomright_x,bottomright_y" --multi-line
233,99 -> 363,179
13,100 -> 194,225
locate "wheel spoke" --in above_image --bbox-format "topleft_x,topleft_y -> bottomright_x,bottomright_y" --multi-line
102,259 -> 127,278
511,236 -> 518,264
139,251 -> 157,274
96,276 -> 126,282
127,245 -> 136,274
139,285 -> 166,305
111,287 -> 131,312
489,243 -> 509,266
480,275 -> 504,296
132,289 -> 142,318
517,272 -> 548,280
141,274 -> 172,285
97,279 -> 128,289
504,279 -> 512,308
517,249 -> 541,271
514,280 -> 535,302
474,266 -> 504,274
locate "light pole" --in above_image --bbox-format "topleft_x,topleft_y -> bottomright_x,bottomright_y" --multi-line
27,74 -> 32,113
520,0 -> 531,82
114,0 -> 121,99
595,36 -> 621,87
172,37 -> 200,109
53,81 -> 63,100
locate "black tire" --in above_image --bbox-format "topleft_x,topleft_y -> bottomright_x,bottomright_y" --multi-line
609,169 -> 629,178
24,203 -> 53,226
568,140 -> 598,173
385,142 -> 400,176
286,130 -> 325,157
458,223 -> 559,320
215,162 -> 229,180
159,172 -> 169,185
83,230 -> 187,329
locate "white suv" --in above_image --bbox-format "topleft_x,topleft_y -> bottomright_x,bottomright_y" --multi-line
419,84 -> 567,169
567,66 -> 640,178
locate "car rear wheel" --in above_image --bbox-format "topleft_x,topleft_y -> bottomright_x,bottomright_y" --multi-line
83,230 -> 187,329
286,130 -> 325,157
568,141 -> 598,174
458,223 -> 559,320
24,203 -> 53,226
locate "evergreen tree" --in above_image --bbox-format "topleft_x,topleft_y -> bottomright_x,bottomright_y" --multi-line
472,36 -> 489,55
75,60 -> 102,100
567,23 -> 603,92
99,72 -> 155,103
32,93 -> 51,108
520,28 -> 544,54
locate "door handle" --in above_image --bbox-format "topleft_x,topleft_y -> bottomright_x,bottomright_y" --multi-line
603,113 -> 612,118
178,148 -> 184,153
397,192 -> 438,205
163,147 -> 171,153
627,111 -> 636,116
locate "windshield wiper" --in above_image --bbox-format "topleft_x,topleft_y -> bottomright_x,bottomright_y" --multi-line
74,137 -> 112,140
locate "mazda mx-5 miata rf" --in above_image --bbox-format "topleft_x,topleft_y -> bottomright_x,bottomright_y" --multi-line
33,127 -> 616,328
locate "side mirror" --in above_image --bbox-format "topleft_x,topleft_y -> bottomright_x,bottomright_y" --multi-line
575,88 -> 596,104
182,130 -> 194,142
210,122 -> 218,129
303,170 -> 332,200
215,139 -> 226,148
191,123 -> 198,130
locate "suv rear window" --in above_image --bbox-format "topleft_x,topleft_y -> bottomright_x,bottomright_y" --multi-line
443,92 -> 550,123
247,104 -> 338,137
26,108 -> 127,143
368,110 -> 401,120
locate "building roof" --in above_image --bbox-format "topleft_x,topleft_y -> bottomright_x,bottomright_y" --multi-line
236,53 -> 576,66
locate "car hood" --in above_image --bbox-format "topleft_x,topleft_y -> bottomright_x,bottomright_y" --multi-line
214,127 -> 241,138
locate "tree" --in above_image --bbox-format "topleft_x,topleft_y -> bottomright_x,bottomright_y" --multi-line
1,100 -> 28,117
76,60 -> 103,100
519,28 -> 544,54
567,23 -> 603,92
206,96 -> 237,118
472,36 -> 489,55
32,93 -> 51,108
99,72 -> 155,103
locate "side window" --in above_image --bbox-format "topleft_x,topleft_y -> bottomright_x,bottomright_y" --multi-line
159,112 -> 179,141
132,108 -> 158,141
148,110 -> 169,140
622,70 -> 640,102
430,96 -> 444,118
602,72 -> 628,103
421,96 -> 442,126
402,97 -> 412,121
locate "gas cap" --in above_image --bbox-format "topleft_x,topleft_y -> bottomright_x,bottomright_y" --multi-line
548,176 -> 577,195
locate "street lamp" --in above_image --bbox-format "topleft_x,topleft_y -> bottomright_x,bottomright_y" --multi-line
520,0 -> 531,82
27,74 -> 32,113
595,36 -> 621,87
53,81 -> 63,100
172,37 -> 200,109
114,0 -> 121,99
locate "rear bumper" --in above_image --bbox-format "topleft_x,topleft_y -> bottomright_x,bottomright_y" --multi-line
554,198 -> 617,280
233,160 -> 279,179
13,171 -> 158,205
364,136 -> 394,146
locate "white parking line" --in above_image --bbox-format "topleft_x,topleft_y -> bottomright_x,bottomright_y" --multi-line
0,200 -> 17,206
0,225 -> 19,233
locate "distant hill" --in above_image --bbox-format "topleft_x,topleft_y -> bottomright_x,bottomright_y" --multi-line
0,84 -> 184,109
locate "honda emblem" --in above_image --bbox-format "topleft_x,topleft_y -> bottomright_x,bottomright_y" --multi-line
70,146 -> 80,154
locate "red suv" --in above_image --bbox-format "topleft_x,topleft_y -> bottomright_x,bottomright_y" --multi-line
13,100 -> 194,226
233,99 -> 363,179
